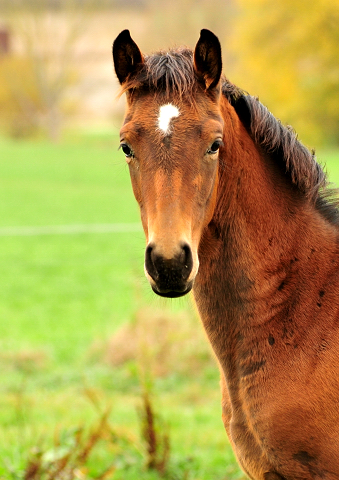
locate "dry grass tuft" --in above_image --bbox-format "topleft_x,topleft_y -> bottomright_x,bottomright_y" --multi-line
104,307 -> 215,378
22,410 -> 117,480
139,390 -> 170,476
18,389 -> 187,480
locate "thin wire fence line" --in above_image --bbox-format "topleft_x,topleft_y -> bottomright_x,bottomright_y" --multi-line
0,223 -> 142,236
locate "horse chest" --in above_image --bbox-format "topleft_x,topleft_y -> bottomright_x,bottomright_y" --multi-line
195,276 -> 337,468
220,346 -> 339,479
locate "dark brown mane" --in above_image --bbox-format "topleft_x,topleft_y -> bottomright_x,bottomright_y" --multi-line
224,84 -> 339,226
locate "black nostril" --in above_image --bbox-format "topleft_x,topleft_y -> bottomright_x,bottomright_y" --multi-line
145,243 -> 159,281
180,243 -> 193,281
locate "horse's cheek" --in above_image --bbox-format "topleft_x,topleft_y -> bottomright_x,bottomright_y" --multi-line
202,164 -> 219,226
128,167 -> 142,206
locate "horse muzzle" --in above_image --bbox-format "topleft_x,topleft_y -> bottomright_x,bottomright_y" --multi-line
144,242 -> 195,298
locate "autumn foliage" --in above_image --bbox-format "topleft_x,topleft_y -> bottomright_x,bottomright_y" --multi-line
229,0 -> 339,146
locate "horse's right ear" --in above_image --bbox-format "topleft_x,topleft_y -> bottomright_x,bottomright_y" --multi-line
194,29 -> 222,90
112,30 -> 144,85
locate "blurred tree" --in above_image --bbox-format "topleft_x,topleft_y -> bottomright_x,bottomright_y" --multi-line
0,4 -> 84,140
230,0 -> 339,147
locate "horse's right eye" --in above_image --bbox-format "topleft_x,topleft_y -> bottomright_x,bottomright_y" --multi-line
120,143 -> 133,158
207,140 -> 223,155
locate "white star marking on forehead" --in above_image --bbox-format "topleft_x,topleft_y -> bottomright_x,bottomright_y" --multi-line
157,104 -> 180,135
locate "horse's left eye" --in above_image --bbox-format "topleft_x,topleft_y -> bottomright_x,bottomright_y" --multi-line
120,143 -> 133,158
207,140 -> 222,155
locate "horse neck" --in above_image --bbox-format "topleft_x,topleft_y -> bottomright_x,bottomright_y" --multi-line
194,98 -> 339,356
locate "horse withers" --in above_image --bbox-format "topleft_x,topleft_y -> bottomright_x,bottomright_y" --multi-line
113,29 -> 339,479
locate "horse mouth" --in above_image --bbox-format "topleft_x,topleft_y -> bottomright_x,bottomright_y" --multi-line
144,244 -> 196,298
151,282 -> 193,298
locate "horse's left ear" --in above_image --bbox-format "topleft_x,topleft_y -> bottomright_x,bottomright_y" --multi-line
194,29 -> 222,90
113,29 -> 144,85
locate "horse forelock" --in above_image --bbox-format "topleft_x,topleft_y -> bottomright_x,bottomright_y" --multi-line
120,48 -> 197,100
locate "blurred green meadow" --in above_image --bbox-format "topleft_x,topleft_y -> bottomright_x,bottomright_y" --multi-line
0,133 -> 247,479
1,133 -> 339,479
1,0 -> 339,478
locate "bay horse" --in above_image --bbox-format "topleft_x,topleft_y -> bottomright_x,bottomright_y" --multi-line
113,29 -> 339,479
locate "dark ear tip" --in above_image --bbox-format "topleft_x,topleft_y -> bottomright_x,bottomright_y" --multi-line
119,29 -> 131,39
195,28 -> 222,90
113,29 -> 131,46
199,29 -> 219,42
112,29 -> 133,59
113,29 -> 143,85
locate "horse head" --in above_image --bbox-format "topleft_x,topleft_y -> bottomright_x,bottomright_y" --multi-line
113,29 -> 224,298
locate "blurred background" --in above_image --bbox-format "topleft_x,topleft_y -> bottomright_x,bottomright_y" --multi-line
1,0 -> 339,145
1,1 -> 339,479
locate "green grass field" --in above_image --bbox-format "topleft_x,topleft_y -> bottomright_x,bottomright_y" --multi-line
0,133 -> 338,480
